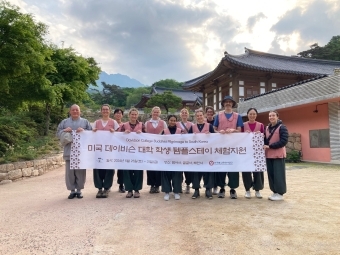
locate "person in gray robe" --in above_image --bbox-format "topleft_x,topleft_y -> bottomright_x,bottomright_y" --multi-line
57,104 -> 92,199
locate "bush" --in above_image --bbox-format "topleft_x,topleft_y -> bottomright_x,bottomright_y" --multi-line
286,150 -> 301,163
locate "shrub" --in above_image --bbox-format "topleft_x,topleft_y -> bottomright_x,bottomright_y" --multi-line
286,150 -> 301,163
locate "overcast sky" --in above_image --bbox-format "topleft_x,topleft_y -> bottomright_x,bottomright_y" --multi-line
10,0 -> 340,85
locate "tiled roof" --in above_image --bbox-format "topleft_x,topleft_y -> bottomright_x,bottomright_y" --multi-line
238,75 -> 340,116
225,49 -> 340,76
152,86 -> 202,101
183,48 -> 340,88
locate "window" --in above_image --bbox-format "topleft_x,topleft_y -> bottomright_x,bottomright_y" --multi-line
260,82 -> 265,87
239,87 -> 244,97
229,81 -> 232,87
229,87 -> 233,97
309,129 -> 330,148
260,88 -> 266,94
239,80 -> 244,85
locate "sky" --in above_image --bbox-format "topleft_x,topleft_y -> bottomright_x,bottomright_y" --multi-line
9,0 -> 340,85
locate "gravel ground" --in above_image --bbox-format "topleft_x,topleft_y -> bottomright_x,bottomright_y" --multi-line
0,163 -> 339,255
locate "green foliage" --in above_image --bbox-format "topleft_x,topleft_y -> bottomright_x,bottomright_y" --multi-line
126,86 -> 150,107
297,35 -> 340,61
286,150 -> 301,163
146,91 -> 182,114
0,1 -> 55,109
152,79 -> 183,89
168,108 -> 178,114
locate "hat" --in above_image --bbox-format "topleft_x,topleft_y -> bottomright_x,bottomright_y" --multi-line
221,95 -> 237,108
60,132 -> 73,146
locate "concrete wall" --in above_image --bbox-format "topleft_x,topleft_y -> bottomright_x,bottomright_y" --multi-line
0,155 -> 64,185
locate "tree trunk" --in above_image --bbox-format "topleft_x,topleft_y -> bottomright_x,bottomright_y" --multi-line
44,103 -> 51,136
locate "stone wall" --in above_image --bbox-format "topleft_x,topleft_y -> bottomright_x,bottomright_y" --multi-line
286,133 -> 302,153
0,154 -> 64,185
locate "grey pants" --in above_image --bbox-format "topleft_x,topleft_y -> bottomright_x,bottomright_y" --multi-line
65,160 -> 86,191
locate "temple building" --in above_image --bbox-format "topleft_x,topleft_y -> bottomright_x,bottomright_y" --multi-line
183,48 -> 340,163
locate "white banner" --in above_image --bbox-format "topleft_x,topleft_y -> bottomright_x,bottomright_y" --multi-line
70,131 -> 266,172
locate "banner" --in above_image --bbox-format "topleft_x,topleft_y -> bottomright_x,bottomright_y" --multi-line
70,131 -> 266,172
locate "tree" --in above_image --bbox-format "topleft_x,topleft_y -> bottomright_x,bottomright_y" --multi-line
146,91 -> 182,114
152,79 -> 183,89
101,82 -> 127,107
0,1 -> 54,109
297,35 -> 340,61
44,46 -> 101,134
126,86 -> 150,108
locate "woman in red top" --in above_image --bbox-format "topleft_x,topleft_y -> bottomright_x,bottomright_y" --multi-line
241,108 -> 264,199
176,108 -> 193,194
120,108 -> 145,198
145,106 -> 167,194
92,104 -> 119,198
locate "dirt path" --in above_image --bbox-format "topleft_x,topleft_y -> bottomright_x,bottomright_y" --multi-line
0,163 -> 339,255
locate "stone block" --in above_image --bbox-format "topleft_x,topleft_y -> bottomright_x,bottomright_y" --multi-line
296,137 -> 301,142
6,164 -> 14,172
33,159 -> 46,167
0,164 -> 8,173
38,168 -> 44,175
8,169 -> 22,180
286,147 -> 292,153
288,136 -> 295,142
0,180 -> 12,185
13,161 -> 27,169
32,170 -> 39,176
294,142 -> 302,151
22,167 -> 33,177
0,173 -> 8,181
26,161 -> 34,167
286,142 -> 294,149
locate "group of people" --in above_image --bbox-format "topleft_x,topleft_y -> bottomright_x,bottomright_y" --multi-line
57,95 -> 288,202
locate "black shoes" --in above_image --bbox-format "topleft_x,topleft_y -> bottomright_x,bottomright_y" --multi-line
68,193 -> 77,199
119,185 -> 126,193
205,189 -> 213,199
76,193 -> 83,199
154,186 -> 160,193
192,189 -> 200,199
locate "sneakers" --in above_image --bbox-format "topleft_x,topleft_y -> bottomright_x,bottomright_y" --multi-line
205,189 -> 213,199
255,191 -> 262,199
126,191 -> 133,198
118,185 -> 126,193
218,189 -> 225,198
230,189 -> 237,199
174,193 -> 180,200
192,189 -> 200,199
185,185 -> 190,194
244,191 -> 251,199
268,193 -> 284,201
164,193 -> 170,201
212,187 -> 218,195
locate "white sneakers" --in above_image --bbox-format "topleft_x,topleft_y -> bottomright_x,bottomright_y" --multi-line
212,187 -> 218,195
268,193 -> 284,201
255,191 -> 262,199
164,193 -> 180,201
244,191 -> 251,199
